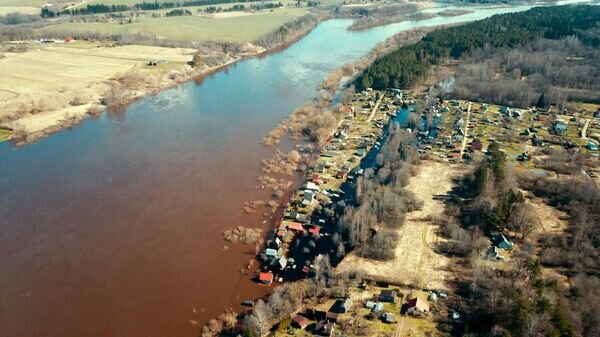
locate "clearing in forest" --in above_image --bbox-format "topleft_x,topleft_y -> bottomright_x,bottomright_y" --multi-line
337,161 -> 465,290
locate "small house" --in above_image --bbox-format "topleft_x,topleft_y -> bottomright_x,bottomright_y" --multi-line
284,221 -> 305,233
315,320 -> 334,336
292,315 -> 310,329
406,297 -> 429,316
325,311 -> 339,322
365,300 -> 377,309
356,148 -> 366,156
383,312 -> 395,323
259,271 -> 274,285
302,191 -> 314,206
308,226 -> 321,237
378,290 -> 396,303
492,234 -> 513,250
265,248 -> 278,258
329,297 -> 352,313
471,138 -> 483,151
271,256 -> 288,270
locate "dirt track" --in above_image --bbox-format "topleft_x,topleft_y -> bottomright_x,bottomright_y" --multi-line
337,161 -> 466,290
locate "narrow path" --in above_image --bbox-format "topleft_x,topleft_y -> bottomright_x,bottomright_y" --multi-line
367,91 -> 386,123
459,102 -> 472,157
395,315 -> 406,337
582,118 -> 591,139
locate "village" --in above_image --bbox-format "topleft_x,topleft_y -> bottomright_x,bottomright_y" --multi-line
245,85 -> 600,337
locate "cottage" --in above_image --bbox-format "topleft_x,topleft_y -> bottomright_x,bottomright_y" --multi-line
302,191 -> 314,206
378,290 -> 396,303
271,256 -> 288,270
325,311 -> 339,322
365,300 -> 377,309
356,148 -> 366,156
306,181 -> 320,190
309,226 -> 321,237
492,234 -> 513,250
265,248 -> 279,258
406,297 -> 429,316
284,221 -> 305,233
329,297 -> 352,313
315,320 -> 334,336
383,312 -> 395,323
553,121 -> 568,135
259,271 -> 274,285
471,138 -> 483,151
292,315 -> 310,329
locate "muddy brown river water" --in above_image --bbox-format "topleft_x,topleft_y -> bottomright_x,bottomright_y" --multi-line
0,2 -> 587,336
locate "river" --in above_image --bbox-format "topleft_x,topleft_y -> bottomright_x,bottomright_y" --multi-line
0,2 -> 589,337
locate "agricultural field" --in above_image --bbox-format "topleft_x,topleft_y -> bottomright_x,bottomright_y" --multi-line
0,0 -> 50,6
38,7 -> 309,42
0,41 -> 196,133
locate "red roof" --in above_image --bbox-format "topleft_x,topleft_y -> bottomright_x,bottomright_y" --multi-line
309,227 -> 321,236
284,221 -> 305,232
259,272 -> 273,283
343,106 -> 352,113
276,230 -> 286,237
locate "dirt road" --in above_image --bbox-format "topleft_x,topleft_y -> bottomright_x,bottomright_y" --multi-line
459,102 -> 472,157
337,161 -> 466,290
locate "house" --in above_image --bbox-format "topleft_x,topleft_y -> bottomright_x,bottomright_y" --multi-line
306,181 -> 320,190
315,320 -> 334,336
271,256 -> 288,270
471,138 -> 483,151
308,226 -> 321,237
553,121 -> 568,135
492,233 -> 513,250
259,271 -> 274,285
336,170 -> 346,180
292,315 -> 310,329
325,311 -> 339,322
64,36 -> 74,43
378,290 -> 396,303
488,246 -> 504,260
356,148 -> 366,156
383,312 -> 395,323
365,300 -> 377,309
284,221 -> 305,233
588,142 -> 598,151
265,248 -> 279,258
329,297 -> 352,313
302,191 -> 314,206
406,297 -> 429,316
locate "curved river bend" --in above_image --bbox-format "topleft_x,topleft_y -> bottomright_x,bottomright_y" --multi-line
0,2 -> 587,337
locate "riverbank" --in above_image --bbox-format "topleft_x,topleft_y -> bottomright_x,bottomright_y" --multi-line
0,41 -> 262,146
0,11 -> 326,147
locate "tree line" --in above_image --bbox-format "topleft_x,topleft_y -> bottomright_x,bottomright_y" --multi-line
61,0 -> 267,15
354,5 -> 600,91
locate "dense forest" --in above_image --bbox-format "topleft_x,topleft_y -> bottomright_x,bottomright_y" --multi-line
452,37 -> 600,107
355,5 -> 600,91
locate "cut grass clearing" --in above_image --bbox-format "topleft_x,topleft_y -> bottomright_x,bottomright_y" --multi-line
0,6 -> 40,14
0,129 -> 10,142
38,7 -> 309,42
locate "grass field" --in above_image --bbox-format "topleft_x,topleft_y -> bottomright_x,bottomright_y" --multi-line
0,42 -> 194,99
38,7 -> 308,42
0,129 -> 10,142
0,0 -> 49,6
0,6 -> 41,14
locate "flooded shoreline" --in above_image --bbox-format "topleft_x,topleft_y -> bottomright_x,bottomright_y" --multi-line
0,2 -> 589,337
